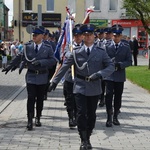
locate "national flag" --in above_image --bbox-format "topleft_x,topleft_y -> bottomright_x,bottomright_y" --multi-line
54,21 -> 66,62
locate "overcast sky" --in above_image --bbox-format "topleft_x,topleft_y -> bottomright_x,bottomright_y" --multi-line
5,0 -> 13,26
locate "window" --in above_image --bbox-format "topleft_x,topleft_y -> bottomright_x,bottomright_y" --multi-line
47,0 -> 54,11
25,0 -> 32,11
109,0 -> 117,11
94,0 -> 101,11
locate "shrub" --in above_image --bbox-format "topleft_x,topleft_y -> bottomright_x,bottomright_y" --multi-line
0,54 -> 12,61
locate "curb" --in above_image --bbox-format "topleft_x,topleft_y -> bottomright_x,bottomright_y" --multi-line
0,83 -> 26,114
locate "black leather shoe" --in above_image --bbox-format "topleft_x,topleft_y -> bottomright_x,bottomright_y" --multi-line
87,140 -> 92,149
27,122 -> 33,130
113,117 -> 120,125
35,117 -> 42,127
69,118 -> 76,128
80,141 -> 88,150
27,113 -> 33,131
106,119 -> 112,127
99,100 -> 105,107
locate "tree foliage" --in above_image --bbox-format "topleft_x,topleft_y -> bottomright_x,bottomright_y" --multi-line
122,0 -> 150,34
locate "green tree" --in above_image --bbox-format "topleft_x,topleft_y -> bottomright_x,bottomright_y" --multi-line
122,0 -> 150,34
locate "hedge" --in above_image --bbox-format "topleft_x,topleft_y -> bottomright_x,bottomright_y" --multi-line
0,54 -> 12,61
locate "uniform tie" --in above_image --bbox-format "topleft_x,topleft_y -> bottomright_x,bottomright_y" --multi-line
115,43 -> 118,51
35,45 -> 38,54
87,47 -> 90,56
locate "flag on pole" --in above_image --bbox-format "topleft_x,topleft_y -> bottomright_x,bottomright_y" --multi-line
82,6 -> 95,24
54,21 -> 66,63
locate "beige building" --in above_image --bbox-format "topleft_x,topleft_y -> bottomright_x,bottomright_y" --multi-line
13,0 -> 85,43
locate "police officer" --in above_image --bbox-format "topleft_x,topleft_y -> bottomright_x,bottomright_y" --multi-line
105,24 -> 132,127
63,24 -> 84,128
43,29 -> 57,100
48,24 -> 115,150
2,26 -> 57,131
95,28 -> 106,107
96,28 -> 105,42
103,27 -> 113,45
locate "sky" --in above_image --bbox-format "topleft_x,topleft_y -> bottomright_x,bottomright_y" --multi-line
5,0 -> 13,26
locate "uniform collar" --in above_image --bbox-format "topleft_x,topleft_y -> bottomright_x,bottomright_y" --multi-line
84,44 -> 94,52
34,42 -> 42,50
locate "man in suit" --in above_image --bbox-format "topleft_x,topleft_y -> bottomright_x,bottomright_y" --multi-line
2,26 -> 57,131
48,24 -> 115,150
132,35 -> 139,66
105,24 -> 132,127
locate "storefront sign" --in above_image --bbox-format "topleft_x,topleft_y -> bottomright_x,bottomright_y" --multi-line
22,13 -> 61,27
90,19 -> 108,28
112,19 -> 143,27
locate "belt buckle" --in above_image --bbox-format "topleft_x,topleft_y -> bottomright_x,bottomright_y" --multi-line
35,70 -> 39,74
85,76 -> 90,82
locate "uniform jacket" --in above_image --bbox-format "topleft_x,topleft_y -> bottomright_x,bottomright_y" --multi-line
64,42 -> 84,83
105,41 -> 132,82
25,42 -> 57,85
53,45 -> 115,96
43,40 -> 56,52
9,42 -> 57,85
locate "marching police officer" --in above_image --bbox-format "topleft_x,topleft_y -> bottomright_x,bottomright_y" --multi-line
105,24 -> 132,127
63,24 -> 84,128
95,28 -> 106,107
43,29 -> 57,100
48,24 -> 115,150
2,26 -> 57,131
103,27 -> 113,45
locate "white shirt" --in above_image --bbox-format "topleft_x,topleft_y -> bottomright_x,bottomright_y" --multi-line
34,43 -> 42,51
84,44 -> 94,53
10,44 -> 16,57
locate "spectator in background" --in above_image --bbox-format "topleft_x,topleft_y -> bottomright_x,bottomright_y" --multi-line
132,35 -> 139,66
10,41 -> 17,59
0,42 -> 7,69
127,36 -> 134,65
18,41 -> 24,54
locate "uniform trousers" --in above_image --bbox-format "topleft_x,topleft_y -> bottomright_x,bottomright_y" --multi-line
74,93 -> 99,132
100,80 -> 105,100
27,83 -> 47,116
63,80 -> 76,113
105,81 -> 124,112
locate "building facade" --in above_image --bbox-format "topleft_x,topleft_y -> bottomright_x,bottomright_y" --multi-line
0,0 -> 9,40
13,0 -> 85,42
87,0 -> 148,50
13,0 -> 148,49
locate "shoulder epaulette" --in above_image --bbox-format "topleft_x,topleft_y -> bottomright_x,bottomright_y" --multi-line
105,42 -> 111,47
25,41 -> 32,45
95,45 -> 105,51
44,43 -> 52,48
122,42 -> 129,47
74,46 -> 81,50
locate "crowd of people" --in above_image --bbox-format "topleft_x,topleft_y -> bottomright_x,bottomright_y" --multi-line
1,23 -> 135,150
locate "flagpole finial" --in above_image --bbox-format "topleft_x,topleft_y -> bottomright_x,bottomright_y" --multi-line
87,6 -> 95,13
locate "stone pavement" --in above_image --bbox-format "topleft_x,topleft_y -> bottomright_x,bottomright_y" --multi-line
0,55 -> 150,150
